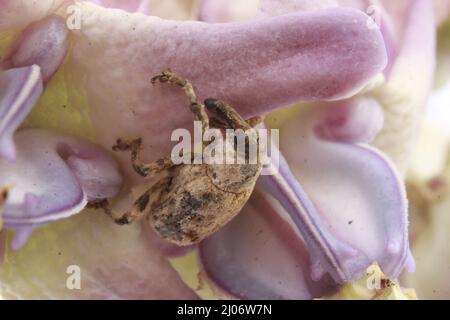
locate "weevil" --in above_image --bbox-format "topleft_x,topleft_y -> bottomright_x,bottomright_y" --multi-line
91,69 -> 264,246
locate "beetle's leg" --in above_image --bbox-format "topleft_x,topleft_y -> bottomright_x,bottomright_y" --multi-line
112,138 -> 147,177
113,138 -> 174,177
145,157 -> 175,175
89,176 -> 172,225
151,69 -> 209,133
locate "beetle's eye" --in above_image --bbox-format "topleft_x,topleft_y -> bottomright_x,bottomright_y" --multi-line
204,98 -> 219,111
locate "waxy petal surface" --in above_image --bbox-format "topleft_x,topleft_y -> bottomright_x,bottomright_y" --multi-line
200,0 -> 338,23
69,3 -> 387,181
0,65 -> 43,161
273,104 -> 411,282
434,0 -> 450,25
268,0 -> 436,174
0,210 -> 198,299
199,0 -> 259,22
313,97 -> 384,144
0,129 -> 122,228
372,0 -> 436,173
88,0 -> 151,14
150,0 -> 199,20
199,191 -> 337,299
0,231 -> 5,264
3,15 -> 69,83
0,0 -> 68,31
199,0 -> 338,23
259,0 -> 338,16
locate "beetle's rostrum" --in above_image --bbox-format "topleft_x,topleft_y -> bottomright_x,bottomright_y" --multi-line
90,69 -> 264,246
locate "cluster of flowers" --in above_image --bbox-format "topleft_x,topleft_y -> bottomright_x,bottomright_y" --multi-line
0,0 -> 448,300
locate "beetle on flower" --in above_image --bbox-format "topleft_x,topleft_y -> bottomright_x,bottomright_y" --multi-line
0,0 -> 446,300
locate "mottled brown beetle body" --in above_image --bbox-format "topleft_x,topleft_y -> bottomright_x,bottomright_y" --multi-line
93,70 -> 264,246
150,163 -> 258,245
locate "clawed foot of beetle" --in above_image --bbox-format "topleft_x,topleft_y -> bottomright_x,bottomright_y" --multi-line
112,137 -> 150,177
87,199 -> 135,225
112,138 -> 142,152
151,69 -> 182,85
152,69 -> 209,131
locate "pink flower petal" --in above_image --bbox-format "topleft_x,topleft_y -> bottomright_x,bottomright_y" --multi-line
434,0 -> 450,25
258,0 -> 338,16
199,0 -> 338,22
147,0 -> 198,20
0,128 -> 122,228
199,191 -> 338,299
0,0 -> 68,31
3,15 -> 69,83
71,5 -> 387,182
314,97 -> 384,144
378,0 -> 419,44
0,190 -> 5,262
0,211 -> 198,299
10,225 -> 37,250
259,151 -> 368,283
199,0 -> 259,22
272,104 -> 412,282
372,0 -> 436,173
0,65 -> 43,161
370,0 -> 415,77
88,0 -> 151,14
0,231 -> 5,264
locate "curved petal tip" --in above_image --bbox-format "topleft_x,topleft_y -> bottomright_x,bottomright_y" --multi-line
3,15 -> 69,83
0,129 -> 123,228
0,65 -> 43,161
199,191 -> 338,299
269,104 -> 411,282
